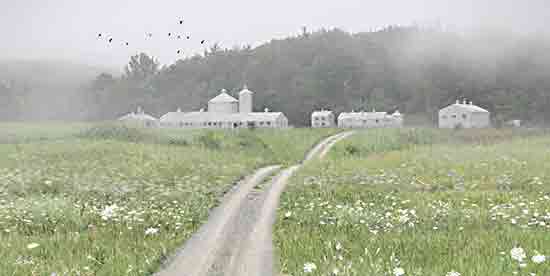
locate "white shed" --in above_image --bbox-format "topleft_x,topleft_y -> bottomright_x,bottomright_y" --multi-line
311,110 -> 335,128
438,100 -> 490,129
118,107 -> 158,128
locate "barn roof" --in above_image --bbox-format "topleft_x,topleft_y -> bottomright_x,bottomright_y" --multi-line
312,110 -> 334,117
338,112 -> 388,120
160,111 -> 286,123
441,103 -> 489,113
208,90 -> 238,103
239,85 -> 254,95
119,112 -> 158,122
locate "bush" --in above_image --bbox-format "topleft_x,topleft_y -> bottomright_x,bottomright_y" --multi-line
196,131 -> 221,150
77,123 -> 154,143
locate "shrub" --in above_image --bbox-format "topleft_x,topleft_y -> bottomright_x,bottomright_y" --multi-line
196,131 -> 221,150
77,123 -> 154,143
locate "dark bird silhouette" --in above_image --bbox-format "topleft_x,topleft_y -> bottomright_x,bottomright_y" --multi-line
177,50 -> 181,54
108,38 -> 113,43
168,32 -> 171,37
186,36 -> 190,39
98,33 -> 102,38
177,35 -> 181,39
125,42 -> 129,46
146,33 -> 153,38
201,40 -> 205,44
179,20 -> 183,24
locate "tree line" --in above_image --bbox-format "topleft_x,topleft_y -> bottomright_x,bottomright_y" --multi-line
3,26 -> 550,126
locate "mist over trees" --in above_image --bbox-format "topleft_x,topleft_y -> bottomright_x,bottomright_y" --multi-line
2,26 -> 550,126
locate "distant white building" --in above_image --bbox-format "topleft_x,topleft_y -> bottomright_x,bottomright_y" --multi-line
438,100 -> 490,129
338,110 -> 403,128
118,106 -> 159,128
160,86 -> 289,129
311,110 -> 335,128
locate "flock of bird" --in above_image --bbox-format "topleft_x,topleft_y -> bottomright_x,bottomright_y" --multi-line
97,19 -> 206,55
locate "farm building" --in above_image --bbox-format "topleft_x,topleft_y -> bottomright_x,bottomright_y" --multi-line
118,107 -> 159,127
337,110 -> 403,128
159,86 -> 288,129
311,110 -> 335,128
438,100 -> 490,129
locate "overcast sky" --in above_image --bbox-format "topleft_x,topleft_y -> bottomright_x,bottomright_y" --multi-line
1,0 -> 548,69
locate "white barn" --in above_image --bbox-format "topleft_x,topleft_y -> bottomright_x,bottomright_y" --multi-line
160,86 -> 289,129
311,110 -> 335,128
118,107 -> 159,128
338,110 -> 403,128
438,100 -> 490,129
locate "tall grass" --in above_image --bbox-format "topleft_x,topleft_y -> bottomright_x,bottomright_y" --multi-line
0,124 -> 338,275
275,129 -> 550,276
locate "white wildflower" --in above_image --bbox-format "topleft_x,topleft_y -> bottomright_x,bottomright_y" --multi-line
284,211 -> 292,218
100,204 -> 118,220
335,242 -> 343,251
532,254 -> 546,264
26,243 -> 39,249
145,227 -> 159,235
303,262 -> 317,273
393,267 -> 405,276
446,271 -> 460,276
511,247 -> 526,262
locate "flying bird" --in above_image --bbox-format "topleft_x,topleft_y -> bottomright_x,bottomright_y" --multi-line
186,36 -> 190,39
177,35 -> 181,39
125,42 -> 129,46
201,40 -> 205,44
168,32 -> 171,37
146,33 -> 153,38
108,38 -> 113,43
179,20 -> 183,24
98,33 -> 102,38
177,50 -> 182,54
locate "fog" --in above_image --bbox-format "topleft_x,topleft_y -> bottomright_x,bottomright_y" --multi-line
1,0 -> 549,68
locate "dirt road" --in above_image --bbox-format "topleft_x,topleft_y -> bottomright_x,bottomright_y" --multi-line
155,131 -> 354,276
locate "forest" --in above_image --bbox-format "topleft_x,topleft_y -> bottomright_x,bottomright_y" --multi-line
2,26 -> 550,126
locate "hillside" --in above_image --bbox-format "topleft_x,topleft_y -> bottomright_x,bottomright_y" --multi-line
3,27 -> 550,125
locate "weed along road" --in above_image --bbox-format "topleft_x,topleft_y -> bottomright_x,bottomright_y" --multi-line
155,131 -> 355,276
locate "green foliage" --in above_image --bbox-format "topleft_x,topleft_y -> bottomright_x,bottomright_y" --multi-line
195,131 -> 222,150
77,123 -> 155,143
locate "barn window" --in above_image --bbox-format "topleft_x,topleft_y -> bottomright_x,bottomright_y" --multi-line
259,121 -> 264,126
267,122 -> 271,126
208,122 -> 212,126
462,114 -> 467,119
451,115 -> 457,118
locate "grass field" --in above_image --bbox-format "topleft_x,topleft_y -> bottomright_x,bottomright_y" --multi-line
275,129 -> 550,276
0,123 -> 339,275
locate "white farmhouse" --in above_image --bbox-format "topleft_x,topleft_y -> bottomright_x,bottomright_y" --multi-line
311,110 -> 335,128
118,106 -> 159,128
160,85 -> 289,129
438,100 -> 490,129
338,110 -> 403,128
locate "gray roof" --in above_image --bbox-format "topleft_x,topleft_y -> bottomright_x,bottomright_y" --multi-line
119,112 -> 158,122
312,110 -> 334,117
338,111 -> 388,120
208,91 -> 238,103
239,85 -> 254,95
441,103 -> 489,113
160,111 -> 286,123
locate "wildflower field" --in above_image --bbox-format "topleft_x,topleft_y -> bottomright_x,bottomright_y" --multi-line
0,123 -> 339,275
275,128 -> 550,276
